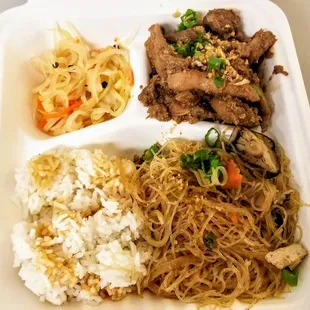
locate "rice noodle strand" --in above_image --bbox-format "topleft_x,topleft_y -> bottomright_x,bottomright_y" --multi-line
129,140 -> 300,308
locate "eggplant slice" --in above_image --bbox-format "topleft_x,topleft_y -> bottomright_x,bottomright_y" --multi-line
229,127 -> 280,178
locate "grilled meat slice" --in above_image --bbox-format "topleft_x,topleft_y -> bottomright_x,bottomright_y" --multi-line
145,24 -> 190,77
165,26 -> 205,43
210,96 -> 261,127
249,29 -> 277,63
167,70 -> 260,102
203,9 -> 245,39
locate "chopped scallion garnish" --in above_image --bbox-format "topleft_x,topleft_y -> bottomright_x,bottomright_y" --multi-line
205,128 -> 220,147
143,143 -> 160,161
173,44 -> 191,57
204,232 -> 216,250
178,9 -> 198,30
194,51 -> 203,57
213,76 -> 224,88
282,268 -> 298,287
208,56 -> 226,71
173,33 -> 206,57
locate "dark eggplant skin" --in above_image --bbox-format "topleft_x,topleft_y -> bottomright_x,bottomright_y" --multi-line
229,127 -> 280,178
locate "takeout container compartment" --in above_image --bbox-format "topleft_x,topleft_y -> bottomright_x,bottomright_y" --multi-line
0,15 -> 150,141
1,0 -> 310,309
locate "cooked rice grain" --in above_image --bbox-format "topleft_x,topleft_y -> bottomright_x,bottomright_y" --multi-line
11,149 -> 151,305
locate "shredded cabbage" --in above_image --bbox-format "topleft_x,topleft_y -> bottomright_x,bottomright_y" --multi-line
32,22 -> 133,136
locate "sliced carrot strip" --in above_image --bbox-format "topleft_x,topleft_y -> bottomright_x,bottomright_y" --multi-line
37,119 -> 47,129
231,214 -> 238,224
129,69 -> 134,86
37,100 -> 82,119
223,159 -> 243,189
37,100 -> 44,111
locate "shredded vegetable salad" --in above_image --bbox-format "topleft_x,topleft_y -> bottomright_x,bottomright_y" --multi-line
31,22 -> 134,136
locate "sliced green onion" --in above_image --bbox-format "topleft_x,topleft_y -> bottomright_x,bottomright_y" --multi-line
173,42 -> 201,58
201,160 -> 208,173
208,56 -> 226,71
213,76 -> 224,88
143,143 -> 160,161
178,9 -> 198,30
194,51 -> 203,57
180,153 -> 192,167
178,23 -> 187,31
181,154 -> 201,170
282,268 -> 298,287
211,166 -> 228,186
251,84 -> 263,97
180,149 -> 226,184
205,128 -> 220,147
173,44 -> 191,57
173,31 -> 207,58
193,149 -> 209,163
205,151 -> 223,178
197,169 -> 210,186
204,232 -> 216,250
210,156 -> 222,168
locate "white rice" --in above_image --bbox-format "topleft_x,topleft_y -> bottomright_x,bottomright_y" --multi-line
11,149 -> 151,305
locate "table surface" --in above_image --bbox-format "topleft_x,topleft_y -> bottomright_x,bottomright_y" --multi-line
0,0 -> 309,100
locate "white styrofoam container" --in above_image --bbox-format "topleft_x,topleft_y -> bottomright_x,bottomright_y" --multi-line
0,0 -> 310,309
